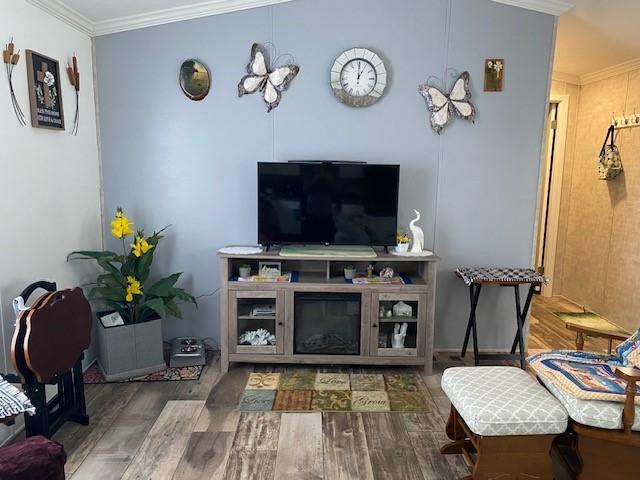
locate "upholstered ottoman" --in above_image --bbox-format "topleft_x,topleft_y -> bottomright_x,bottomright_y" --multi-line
440,366 -> 568,480
0,435 -> 66,480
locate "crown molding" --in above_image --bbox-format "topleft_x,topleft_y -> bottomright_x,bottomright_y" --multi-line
490,0 -> 574,16
26,0 -> 94,36
580,57 -> 640,85
27,0 -> 294,37
28,0 -> 575,38
92,0 -> 293,36
552,58 -> 640,86
552,70 -> 580,85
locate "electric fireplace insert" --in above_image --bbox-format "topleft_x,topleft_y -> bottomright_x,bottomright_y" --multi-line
294,292 -> 361,355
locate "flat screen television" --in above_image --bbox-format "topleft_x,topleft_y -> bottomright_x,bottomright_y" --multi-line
258,162 -> 400,246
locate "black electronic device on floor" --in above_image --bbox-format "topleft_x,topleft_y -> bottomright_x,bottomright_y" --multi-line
169,337 -> 207,368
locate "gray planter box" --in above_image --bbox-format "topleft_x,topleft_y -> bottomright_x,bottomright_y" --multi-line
95,314 -> 166,381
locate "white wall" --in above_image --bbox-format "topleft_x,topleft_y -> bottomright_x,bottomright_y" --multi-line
0,0 -> 102,443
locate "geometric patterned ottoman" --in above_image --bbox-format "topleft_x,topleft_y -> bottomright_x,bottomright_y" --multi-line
440,366 -> 568,479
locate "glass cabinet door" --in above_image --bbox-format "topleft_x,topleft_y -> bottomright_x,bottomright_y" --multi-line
230,290 -> 284,354
371,292 -> 426,357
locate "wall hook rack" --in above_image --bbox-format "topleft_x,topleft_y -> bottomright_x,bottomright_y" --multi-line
612,113 -> 640,130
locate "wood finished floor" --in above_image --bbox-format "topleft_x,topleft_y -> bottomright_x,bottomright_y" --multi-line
54,295 -> 587,480
528,294 -> 611,353
55,361 -> 469,480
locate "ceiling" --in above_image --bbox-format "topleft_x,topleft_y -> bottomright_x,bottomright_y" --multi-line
30,0 -> 575,36
60,0 -> 235,23
554,0 -> 640,79
27,0 -> 295,35
35,0 -> 574,26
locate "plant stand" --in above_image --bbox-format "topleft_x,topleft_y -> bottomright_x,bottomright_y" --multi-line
95,315 -> 166,381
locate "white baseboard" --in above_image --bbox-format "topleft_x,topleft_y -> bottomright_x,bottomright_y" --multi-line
434,348 -> 524,354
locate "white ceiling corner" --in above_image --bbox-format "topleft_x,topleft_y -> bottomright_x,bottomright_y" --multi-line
26,0 -> 94,36
580,57 -> 640,85
552,71 -> 580,85
92,0 -> 294,36
491,0 -> 574,16
26,0 -> 294,37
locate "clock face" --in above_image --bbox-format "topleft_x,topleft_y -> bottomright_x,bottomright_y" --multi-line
340,59 -> 377,97
331,48 -> 387,107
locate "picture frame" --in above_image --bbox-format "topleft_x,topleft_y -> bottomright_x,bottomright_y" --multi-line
25,50 -> 65,130
484,58 -> 504,92
259,261 -> 282,276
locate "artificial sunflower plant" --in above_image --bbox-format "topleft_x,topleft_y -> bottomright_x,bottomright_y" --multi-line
396,231 -> 410,244
68,207 -> 196,324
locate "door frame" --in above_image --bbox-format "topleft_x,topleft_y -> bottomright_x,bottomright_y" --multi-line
535,94 -> 569,297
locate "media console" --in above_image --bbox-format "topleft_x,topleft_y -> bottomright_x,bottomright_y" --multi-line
218,248 -> 439,375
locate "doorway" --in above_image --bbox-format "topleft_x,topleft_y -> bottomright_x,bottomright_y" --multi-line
534,95 -> 569,297
527,95 -> 572,355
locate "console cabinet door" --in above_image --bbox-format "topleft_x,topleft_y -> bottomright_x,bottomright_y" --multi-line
370,292 -> 426,357
229,290 -> 284,355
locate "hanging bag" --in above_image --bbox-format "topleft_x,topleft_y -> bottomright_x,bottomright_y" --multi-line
598,125 -> 623,180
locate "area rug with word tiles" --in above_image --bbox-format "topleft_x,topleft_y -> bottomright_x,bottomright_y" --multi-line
239,372 -> 430,412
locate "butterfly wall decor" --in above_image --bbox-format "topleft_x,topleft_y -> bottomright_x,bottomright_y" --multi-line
238,43 -> 299,112
418,71 -> 476,134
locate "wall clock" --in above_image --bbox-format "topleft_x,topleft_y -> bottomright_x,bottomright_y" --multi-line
330,48 -> 387,108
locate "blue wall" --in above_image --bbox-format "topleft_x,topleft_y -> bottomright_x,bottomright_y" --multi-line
95,0 -> 555,350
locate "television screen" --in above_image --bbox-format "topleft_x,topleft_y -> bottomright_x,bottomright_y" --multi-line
258,162 -> 400,246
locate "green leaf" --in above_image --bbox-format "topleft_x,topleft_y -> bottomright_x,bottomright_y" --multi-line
146,273 -> 182,297
102,300 -> 124,312
90,285 -> 125,303
88,286 -> 103,301
143,297 -> 165,319
68,250 -> 120,261
168,287 -> 197,306
97,258 -> 122,276
133,303 -> 148,323
97,273 -> 125,289
146,226 -> 169,246
119,251 -> 135,277
135,249 -> 155,282
165,300 -> 183,319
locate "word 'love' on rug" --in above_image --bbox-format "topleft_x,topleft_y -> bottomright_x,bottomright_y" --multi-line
239,372 -> 430,412
83,362 -> 203,384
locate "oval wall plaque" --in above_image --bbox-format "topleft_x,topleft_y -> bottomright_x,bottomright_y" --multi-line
179,59 -> 211,101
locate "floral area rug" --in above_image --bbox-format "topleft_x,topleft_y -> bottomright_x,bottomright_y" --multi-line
83,362 -> 203,384
239,372 -> 430,412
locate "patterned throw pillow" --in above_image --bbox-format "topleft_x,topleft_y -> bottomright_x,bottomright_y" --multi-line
0,376 -> 35,418
528,350 -> 640,405
615,329 -> 640,368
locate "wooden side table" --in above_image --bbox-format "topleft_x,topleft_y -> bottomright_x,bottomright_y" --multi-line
456,267 -> 547,369
562,316 -> 630,353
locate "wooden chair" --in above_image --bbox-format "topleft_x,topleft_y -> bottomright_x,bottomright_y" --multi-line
531,352 -> 640,479
558,367 -> 640,480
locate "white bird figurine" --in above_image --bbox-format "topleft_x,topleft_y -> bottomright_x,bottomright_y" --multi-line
409,209 -> 424,253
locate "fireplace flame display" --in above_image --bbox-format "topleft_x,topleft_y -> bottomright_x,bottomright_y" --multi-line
294,293 -> 361,355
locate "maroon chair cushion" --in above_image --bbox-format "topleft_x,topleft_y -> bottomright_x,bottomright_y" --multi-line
0,435 -> 66,480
